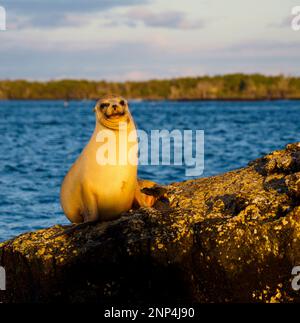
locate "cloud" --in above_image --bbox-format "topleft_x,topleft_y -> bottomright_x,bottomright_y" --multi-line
1,37 -> 300,81
4,0 -> 148,13
268,16 -> 292,29
225,40 -> 300,57
125,8 -> 205,29
3,0 -> 149,28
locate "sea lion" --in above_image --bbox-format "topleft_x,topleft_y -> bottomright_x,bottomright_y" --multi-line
60,95 -> 158,224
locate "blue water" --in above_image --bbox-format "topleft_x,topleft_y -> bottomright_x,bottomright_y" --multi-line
0,100 -> 299,241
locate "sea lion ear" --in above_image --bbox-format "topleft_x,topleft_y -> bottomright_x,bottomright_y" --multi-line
93,106 -> 97,113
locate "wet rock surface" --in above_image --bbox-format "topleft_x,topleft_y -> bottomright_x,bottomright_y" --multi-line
1,143 -> 300,303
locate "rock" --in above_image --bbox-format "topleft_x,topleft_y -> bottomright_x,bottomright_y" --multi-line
1,143 -> 300,303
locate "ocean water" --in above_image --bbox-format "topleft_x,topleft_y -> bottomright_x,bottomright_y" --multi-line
0,100 -> 299,241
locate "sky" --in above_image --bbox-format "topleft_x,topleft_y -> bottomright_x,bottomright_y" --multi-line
0,0 -> 299,81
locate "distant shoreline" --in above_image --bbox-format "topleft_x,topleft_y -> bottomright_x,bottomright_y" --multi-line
0,74 -> 300,101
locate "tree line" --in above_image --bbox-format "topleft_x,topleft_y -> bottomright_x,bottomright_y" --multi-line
0,74 -> 299,100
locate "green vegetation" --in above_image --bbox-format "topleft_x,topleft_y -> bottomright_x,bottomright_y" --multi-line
0,74 -> 300,100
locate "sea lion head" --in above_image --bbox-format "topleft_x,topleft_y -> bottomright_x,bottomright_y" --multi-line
94,95 -> 131,130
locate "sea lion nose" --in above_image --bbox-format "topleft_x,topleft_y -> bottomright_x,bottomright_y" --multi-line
112,104 -> 117,110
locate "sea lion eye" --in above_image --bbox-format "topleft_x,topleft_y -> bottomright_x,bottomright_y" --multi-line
119,100 -> 126,106
100,103 -> 110,109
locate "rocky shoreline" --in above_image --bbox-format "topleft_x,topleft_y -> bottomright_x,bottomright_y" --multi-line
1,143 -> 300,303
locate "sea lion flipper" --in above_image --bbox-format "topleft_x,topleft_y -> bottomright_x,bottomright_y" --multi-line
133,179 -> 166,208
